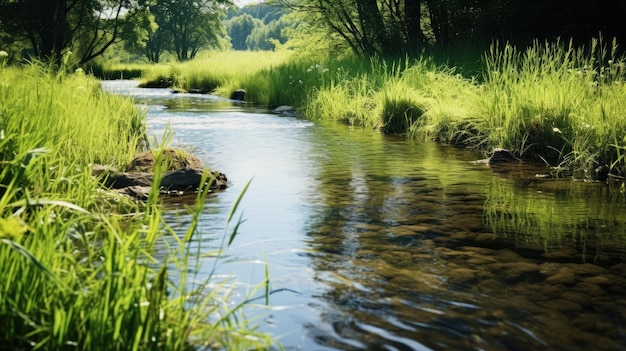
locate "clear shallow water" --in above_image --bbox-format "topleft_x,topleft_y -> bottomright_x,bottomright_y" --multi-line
103,80 -> 626,351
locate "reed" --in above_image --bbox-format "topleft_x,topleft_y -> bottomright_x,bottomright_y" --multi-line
0,64 -> 276,350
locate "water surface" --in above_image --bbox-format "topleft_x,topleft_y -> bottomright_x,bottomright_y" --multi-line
103,80 -> 626,351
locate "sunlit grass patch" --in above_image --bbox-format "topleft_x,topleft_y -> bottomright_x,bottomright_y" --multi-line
305,78 -> 378,128
376,79 -> 431,134
0,64 -> 277,350
475,39 -> 626,176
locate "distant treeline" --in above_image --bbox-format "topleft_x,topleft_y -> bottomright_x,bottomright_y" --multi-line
224,4 -> 293,51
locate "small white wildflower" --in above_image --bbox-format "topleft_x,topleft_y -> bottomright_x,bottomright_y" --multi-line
552,127 -> 561,133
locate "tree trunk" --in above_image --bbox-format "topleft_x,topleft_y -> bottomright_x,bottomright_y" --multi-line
404,0 -> 427,48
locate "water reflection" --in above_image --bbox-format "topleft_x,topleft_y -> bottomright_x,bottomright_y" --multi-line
485,176 -> 626,261
103,80 -> 626,351
303,125 -> 626,350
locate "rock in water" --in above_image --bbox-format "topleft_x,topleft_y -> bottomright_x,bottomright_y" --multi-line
272,105 -> 297,116
230,89 -> 246,101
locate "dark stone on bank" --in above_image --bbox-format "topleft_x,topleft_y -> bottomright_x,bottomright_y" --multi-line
230,89 -> 246,101
489,148 -> 520,163
94,165 -> 228,200
161,168 -> 228,191
474,148 -> 520,165
593,164 -> 610,181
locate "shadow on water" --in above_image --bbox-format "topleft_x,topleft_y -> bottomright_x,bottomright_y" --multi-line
102,80 -> 626,351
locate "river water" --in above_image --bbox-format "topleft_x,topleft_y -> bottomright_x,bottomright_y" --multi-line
102,80 -> 626,351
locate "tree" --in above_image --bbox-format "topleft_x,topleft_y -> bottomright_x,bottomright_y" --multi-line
225,14 -> 262,50
246,16 -> 293,50
283,0 -> 626,57
0,0 -> 145,64
143,27 -> 171,63
131,1 -> 170,63
155,0 -> 228,61
282,0 -> 426,56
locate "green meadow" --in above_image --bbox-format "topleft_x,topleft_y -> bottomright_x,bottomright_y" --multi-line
116,39 -> 626,179
0,63 -> 275,350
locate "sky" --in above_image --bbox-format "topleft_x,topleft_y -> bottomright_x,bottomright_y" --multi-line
234,0 -> 262,7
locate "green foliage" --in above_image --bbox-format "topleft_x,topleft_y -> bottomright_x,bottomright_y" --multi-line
475,39 -> 626,174
0,0 -> 149,65
133,50 -> 293,96
297,38 -> 626,177
123,0 -> 229,63
0,63 -> 144,202
245,16 -> 294,51
225,14 -> 264,50
224,5 -> 294,51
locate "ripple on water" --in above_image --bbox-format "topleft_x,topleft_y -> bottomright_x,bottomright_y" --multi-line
104,81 -> 626,351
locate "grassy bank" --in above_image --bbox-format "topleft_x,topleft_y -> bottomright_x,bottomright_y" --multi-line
106,39 -> 626,179
301,39 -> 626,178
0,64 -> 275,350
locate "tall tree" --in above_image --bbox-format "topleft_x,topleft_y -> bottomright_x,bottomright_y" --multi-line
282,0 -> 428,56
156,0 -> 228,61
225,13 -> 262,50
0,0 -> 145,64
121,5 -> 164,63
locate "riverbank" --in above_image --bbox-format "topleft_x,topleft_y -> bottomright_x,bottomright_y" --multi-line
120,39 -> 626,182
0,64 -> 275,350
89,82 -> 626,350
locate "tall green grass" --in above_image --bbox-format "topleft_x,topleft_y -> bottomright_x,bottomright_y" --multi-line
102,39 -> 626,177
117,51 -> 294,94
0,63 -> 144,211
0,64 -> 276,350
299,39 -> 626,177
474,38 -> 626,174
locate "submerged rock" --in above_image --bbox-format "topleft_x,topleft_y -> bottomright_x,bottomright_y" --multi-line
273,105 -> 297,116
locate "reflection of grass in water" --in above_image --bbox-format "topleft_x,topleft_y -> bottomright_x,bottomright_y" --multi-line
484,179 -> 626,258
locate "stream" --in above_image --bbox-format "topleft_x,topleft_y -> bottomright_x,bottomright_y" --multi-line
102,80 -> 626,351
